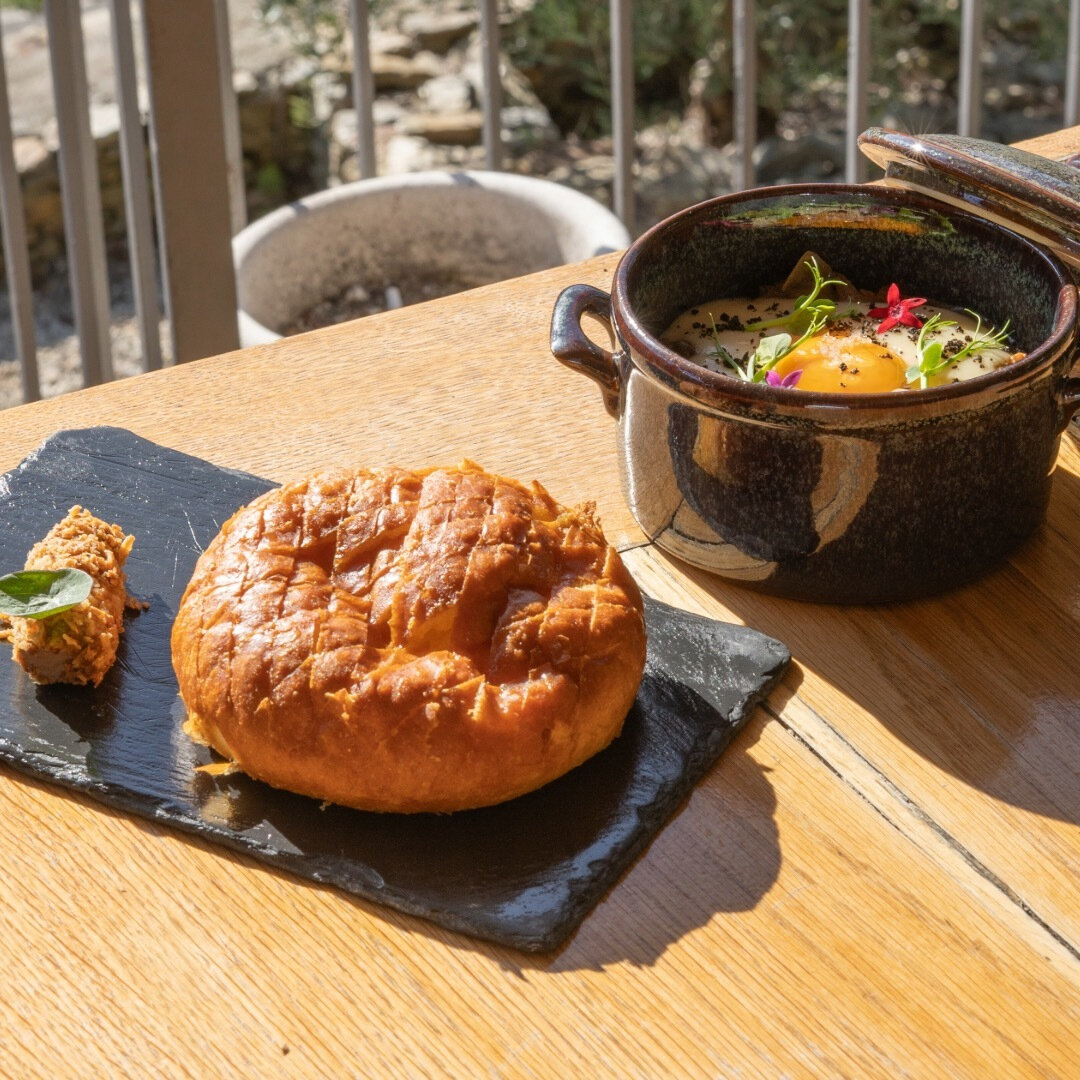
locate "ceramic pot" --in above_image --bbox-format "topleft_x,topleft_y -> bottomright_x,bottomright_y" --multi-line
551,184 -> 1080,603
234,170 -> 630,346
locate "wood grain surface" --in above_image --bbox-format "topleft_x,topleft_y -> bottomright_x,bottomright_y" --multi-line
1,126 -> 1078,1079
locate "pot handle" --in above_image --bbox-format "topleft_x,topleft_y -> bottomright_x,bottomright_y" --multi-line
1063,380 -> 1080,447
1062,322 -> 1080,428
1063,378 -> 1080,422
550,284 -> 622,418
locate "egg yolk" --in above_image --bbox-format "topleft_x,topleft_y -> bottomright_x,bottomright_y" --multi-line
772,331 -> 908,393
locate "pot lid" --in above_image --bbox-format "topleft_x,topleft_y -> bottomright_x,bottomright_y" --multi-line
858,127 -> 1080,269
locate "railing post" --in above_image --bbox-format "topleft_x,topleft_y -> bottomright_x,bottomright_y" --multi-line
732,0 -> 757,191
610,0 -> 635,231
45,0 -> 112,387
958,0 -> 983,136
214,0 -> 247,235
845,0 -> 870,183
139,0 -> 239,363
108,0 -> 162,372
479,0 -> 503,170
1067,0 -> 1080,127
349,0 -> 377,179
0,17 -> 39,401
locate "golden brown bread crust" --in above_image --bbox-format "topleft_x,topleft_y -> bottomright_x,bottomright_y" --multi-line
170,462 -> 646,812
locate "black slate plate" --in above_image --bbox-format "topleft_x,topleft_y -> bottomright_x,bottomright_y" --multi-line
0,427 -> 790,951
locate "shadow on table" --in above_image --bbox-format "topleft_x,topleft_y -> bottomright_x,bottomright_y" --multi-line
212,668 -> 789,967
536,713 -> 785,972
676,466 -> 1080,832
236,704 -> 786,970
1,700 -> 786,970
13,657 -> 790,967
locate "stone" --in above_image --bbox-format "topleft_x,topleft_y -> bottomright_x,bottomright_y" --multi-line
500,105 -> 559,149
370,29 -> 415,58
754,133 -> 845,184
336,154 -> 360,185
373,99 -> 407,126
232,68 -> 258,95
279,56 -> 321,89
460,54 -> 546,112
401,110 -> 483,145
418,73 -> 474,114
383,133 -> 439,174
13,135 -> 48,173
399,10 -> 478,54
310,71 -> 348,124
330,107 -> 359,149
636,143 -> 733,226
40,102 -> 120,153
371,52 -> 441,92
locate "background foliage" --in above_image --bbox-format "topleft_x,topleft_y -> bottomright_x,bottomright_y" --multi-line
502,0 -> 1068,140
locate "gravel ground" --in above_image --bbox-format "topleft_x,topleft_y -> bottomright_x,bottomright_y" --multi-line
0,0 -> 283,409
0,261 -> 170,407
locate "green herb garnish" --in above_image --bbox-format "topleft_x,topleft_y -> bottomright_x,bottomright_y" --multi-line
0,568 -> 93,620
705,257 -> 842,383
905,310 -> 1012,389
707,314 -> 740,374
710,310 -> 827,384
743,257 -> 845,334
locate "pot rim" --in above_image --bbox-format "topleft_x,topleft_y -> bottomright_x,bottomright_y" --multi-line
611,182 -> 1078,417
233,169 -> 632,346
232,169 -> 631,265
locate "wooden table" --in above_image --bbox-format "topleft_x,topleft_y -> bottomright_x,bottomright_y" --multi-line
2,128 -> 1078,1078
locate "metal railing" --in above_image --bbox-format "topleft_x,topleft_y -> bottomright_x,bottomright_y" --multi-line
1,0 -> 1078,406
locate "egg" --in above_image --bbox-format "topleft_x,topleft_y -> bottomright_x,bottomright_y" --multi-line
661,294 -> 1018,393
772,329 -> 907,392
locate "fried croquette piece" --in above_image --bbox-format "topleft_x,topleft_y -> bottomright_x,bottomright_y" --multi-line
0,506 -> 142,686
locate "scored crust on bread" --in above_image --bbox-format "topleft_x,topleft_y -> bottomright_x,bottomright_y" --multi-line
170,461 -> 646,813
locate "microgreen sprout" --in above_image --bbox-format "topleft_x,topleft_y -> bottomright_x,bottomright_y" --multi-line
950,310 -> 1012,364
751,313 -> 827,382
742,258 -> 845,334
750,333 -> 793,377
710,310 -> 825,384
906,313 -> 956,388
707,314 -> 741,376
905,310 -> 1013,388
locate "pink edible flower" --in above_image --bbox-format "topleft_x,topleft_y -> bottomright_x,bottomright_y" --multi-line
765,368 -> 803,388
868,283 -> 926,333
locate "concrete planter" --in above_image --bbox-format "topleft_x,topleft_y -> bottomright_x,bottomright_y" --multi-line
232,170 -> 631,346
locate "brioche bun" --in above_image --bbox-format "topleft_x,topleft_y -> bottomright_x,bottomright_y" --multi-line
170,462 -> 646,812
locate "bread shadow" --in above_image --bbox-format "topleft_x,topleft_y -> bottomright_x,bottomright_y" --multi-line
179,666 -> 784,962
2,650 -> 788,971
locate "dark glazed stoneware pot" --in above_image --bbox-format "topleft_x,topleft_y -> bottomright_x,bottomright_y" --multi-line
551,184 -> 1080,603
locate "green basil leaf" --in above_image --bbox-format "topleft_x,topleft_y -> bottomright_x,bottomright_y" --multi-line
754,333 -> 792,367
915,341 -> 941,372
0,568 -> 93,620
